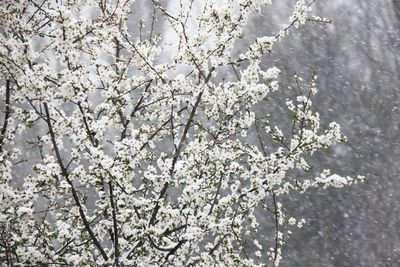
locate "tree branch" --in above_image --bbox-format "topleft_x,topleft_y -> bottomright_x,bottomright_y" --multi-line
0,80 -> 11,153
43,103 -> 109,262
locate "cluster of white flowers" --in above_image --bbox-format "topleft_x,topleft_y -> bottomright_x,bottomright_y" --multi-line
0,0 -> 363,266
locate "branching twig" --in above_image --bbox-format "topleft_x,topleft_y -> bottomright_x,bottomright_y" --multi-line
43,103 -> 109,262
0,80 -> 11,153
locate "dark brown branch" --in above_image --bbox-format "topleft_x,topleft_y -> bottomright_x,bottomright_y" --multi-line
43,103 -> 109,262
148,67 -> 215,228
0,80 -> 11,153
272,191 -> 279,267
170,67 -> 215,174
77,102 -> 98,146
121,34 -> 167,84
151,0 -> 178,21
109,181 -> 119,267
162,224 -> 187,237
120,80 -> 152,140
209,175 -> 223,216
161,240 -> 186,267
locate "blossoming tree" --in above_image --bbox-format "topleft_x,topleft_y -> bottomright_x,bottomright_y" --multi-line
0,0 -> 363,266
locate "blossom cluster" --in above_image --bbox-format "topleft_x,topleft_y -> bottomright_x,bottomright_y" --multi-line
0,0 -> 362,266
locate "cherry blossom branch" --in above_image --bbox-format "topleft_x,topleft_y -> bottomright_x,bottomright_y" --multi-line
43,103 -> 109,262
147,67 -> 214,238
272,191 -> 280,267
109,181 -> 119,267
0,80 -> 11,153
